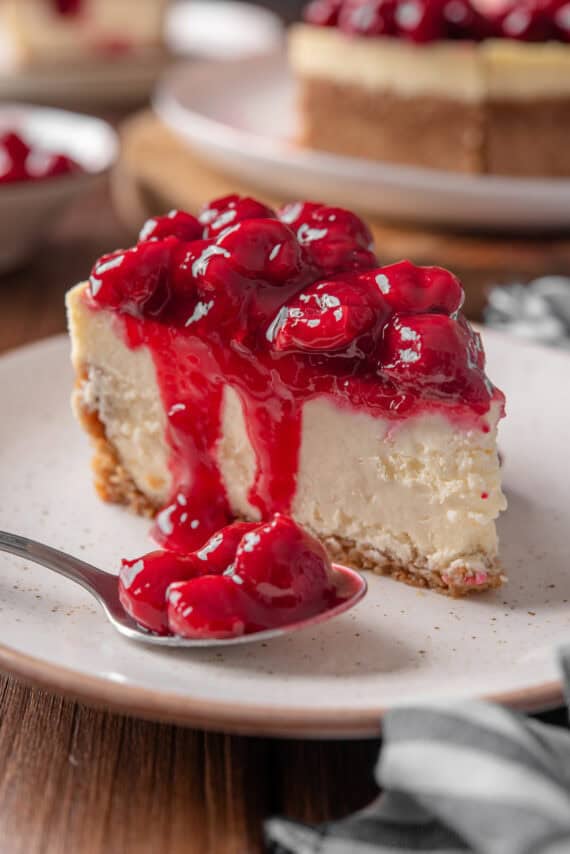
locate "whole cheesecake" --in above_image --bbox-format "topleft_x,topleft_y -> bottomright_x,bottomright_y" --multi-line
290,0 -> 570,176
1,0 -> 168,67
67,196 -> 507,597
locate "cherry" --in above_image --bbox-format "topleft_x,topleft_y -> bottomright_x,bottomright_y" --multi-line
119,550 -> 204,634
151,486 -> 231,553
42,153 -> 79,178
216,219 -> 307,284
339,0 -> 398,36
304,0 -> 343,25
139,210 -> 202,244
89,237 -> 177,317
381,313 -> 486,400
278,201 -> 323,229
193,521 -> 260,573
1,132 -> 29,166
231,514 -> 334,619
167,576 -> 268,639
293,205 -> 377,275
270,278 -> 379,353
496,1 -> 553,40
442,0 -> 492,39
394,0 -> 448,42
362,261 -> 464,315
200,195 -> 275,239
549,0 -> 570,39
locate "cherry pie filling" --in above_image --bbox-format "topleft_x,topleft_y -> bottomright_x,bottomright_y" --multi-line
119,514 -> 354,638
304,0 -> 570,43
0,131 -> 81,185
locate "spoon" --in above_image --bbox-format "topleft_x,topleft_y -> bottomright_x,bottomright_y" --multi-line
0,530 -> 367,648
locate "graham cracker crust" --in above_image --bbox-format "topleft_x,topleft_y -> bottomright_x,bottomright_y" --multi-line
74,379 -> 502,598
297,76 -> 570,177
298,78 -> 485,173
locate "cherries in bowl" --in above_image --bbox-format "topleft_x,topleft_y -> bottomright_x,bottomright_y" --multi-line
0,104 -> 117,272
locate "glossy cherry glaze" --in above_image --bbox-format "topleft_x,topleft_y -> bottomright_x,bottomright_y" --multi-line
87,194 -> 503,552
119,514 -> 350,639
0,131 -> 80,185
305,0 -> 570,42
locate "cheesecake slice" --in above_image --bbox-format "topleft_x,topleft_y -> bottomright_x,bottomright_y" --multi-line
2,0 -> 168,67
67,197 -> 507,597
291,0 -> 570,176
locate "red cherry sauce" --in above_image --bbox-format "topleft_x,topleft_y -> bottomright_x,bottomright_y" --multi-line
306,0 -> 570,43
119,514 -> 354,638
86,195 -> 504,552
0,131 -> 81,185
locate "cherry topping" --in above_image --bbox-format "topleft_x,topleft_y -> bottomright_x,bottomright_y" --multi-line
89,237 -> 177,317
167,576 -> 267,639
305,0 -> 567,41
152,483 -> 232,553
119,550 -> 204,635
139,210 -> 202,244
119,515 -> 342,639
216,218 -> 308,285
339,0 -> 398,36
231,514 -> 334,618
442,0 -> 492,39
394,0 -> 447,42
381,313 -> 487,401
0,131 -> 80,185
363,260 -> 464,315
497,1 -> 553,40
552,0 -> 570,40
304,0 -> 343,25
270,278 -> 380,353
192,521 -> 260,573
200,194 -> 275,239
284,203 -> 377,275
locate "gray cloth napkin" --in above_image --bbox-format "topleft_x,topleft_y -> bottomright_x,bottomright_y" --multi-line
266,653 -> 570,854
484,276 -> 570,349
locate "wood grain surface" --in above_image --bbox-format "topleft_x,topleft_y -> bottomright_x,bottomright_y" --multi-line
0,183 -> 379,854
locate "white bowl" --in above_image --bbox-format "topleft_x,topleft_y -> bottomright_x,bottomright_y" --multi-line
0,104 -> 118,272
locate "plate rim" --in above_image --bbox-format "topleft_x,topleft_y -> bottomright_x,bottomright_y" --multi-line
0,641 -> 562,738
0,334 -> 566,738
154,53 -> 570,201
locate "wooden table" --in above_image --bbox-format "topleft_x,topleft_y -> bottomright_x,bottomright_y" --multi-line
0,184 -> 379,854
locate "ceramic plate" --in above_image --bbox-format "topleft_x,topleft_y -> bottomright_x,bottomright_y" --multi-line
155,54 -> 570,233
0,334 -> 568,738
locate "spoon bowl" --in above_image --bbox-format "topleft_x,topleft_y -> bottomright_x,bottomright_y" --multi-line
0,530 -> 367,649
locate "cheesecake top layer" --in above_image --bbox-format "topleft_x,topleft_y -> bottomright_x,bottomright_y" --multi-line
304,0 -> 570,43
84,195 -> 504,552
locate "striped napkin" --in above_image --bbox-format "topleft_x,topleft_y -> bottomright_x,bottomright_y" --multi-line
266,653 -> 570,854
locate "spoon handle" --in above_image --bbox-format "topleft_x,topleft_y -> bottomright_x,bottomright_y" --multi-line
0,530 -> 119,612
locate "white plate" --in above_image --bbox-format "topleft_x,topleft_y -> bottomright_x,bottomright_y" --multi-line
155,54 -> 570,233
0,333 -> 568,738
0,105 -> 117,272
